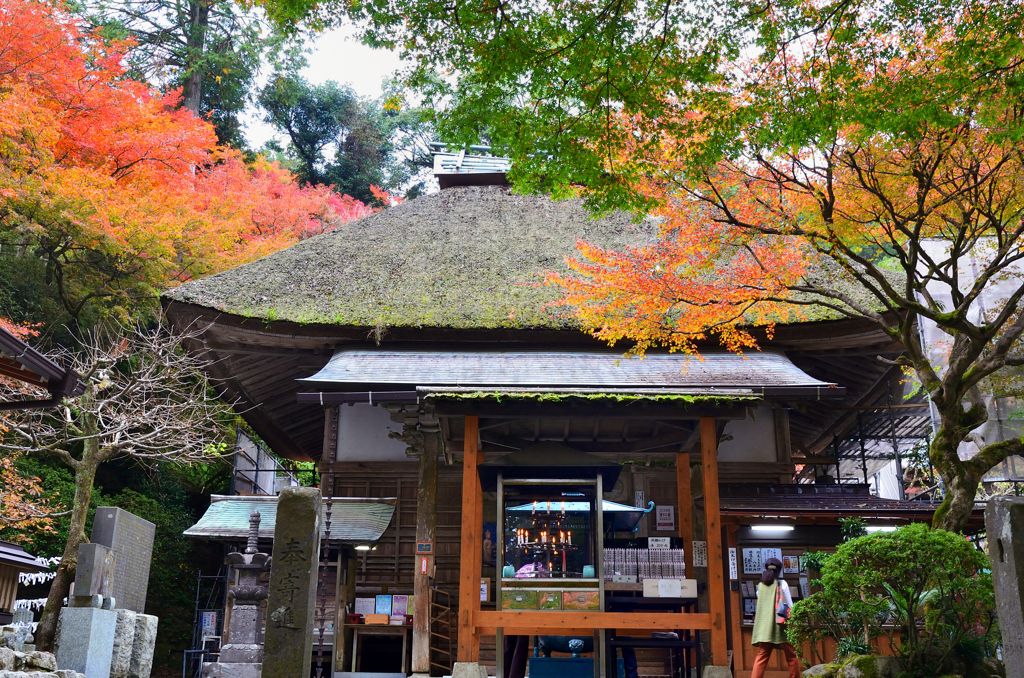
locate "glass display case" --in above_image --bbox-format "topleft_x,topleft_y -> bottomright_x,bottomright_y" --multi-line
498,478 -> 603,612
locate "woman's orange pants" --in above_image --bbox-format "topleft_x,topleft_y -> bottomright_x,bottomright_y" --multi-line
750,642 -> 801,678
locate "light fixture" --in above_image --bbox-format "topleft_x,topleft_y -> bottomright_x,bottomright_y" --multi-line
866,526 -> 897,533
751,525 -> 795,532
355,544 -> 372,551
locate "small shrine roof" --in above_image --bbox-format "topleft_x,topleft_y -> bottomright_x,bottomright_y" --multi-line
0,540 -> 47,572
0,326 -> 84,406
301,348 -> 842,399
184,495 -> 396,544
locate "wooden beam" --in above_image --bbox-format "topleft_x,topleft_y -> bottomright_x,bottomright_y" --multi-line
676,452 -> 693,574
480,428 -> 696,455
457,416 -> 483,662
701,416 -> 728,667
474,610 -> 713,633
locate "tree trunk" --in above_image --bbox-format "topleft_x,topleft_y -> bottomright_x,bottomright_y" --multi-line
931,461 -> 981,533
182,0 -> 211,115
928,413 -> 985,533
34,454 -> 98,652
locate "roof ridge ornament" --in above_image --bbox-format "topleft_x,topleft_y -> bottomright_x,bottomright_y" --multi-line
430,142 -> 511,189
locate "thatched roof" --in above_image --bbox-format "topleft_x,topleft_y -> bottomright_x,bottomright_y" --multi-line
164,185 -> 654,331
164,185 -> 895,332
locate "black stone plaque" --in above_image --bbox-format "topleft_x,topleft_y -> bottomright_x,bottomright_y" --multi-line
91,507 -> 156,613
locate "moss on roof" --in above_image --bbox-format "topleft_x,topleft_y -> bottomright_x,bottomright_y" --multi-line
425,391 -> 761,405
163,185 -> 893,330
164,186 -> 656,330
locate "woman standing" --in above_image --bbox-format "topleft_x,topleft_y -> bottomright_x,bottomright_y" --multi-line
751,557 -> 801,678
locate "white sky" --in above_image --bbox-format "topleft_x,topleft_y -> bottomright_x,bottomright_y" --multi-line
242,25 -> 407,149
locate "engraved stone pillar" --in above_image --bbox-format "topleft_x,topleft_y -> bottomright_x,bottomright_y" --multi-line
263,488 -> 321,678
987,496 -> 1024,676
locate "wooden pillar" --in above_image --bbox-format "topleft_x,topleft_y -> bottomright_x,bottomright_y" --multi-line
457,416 -> 483,662
726,525 -> 744,673
412,422 -> 440,675
676,451 -> 694,574
700,417 -> 728,666
335,548 -> 357,673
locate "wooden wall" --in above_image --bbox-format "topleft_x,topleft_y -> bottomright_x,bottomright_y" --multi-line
0,564 -> 18,614
332,462 -> 464,596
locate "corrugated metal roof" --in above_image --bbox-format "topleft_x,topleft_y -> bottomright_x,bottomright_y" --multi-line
301,349 -> 839,396
184,496 -> 396,543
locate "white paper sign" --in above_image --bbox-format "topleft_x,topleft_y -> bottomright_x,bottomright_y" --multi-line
635,490 -> 645,508
799,575 -> 810,599
648,537 -> 671,549
657,578 -> 682,597
655,505 -> 675,531
761,548 -> 783,566
742,548 -> 763,574
354,598 -> 375,615
728,548 -> 738,580
692,540 -> 707,567
200,611 -> 217,637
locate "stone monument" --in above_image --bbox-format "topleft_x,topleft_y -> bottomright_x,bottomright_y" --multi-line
202,511 -> 272,678
53,540 -> 158,678
986,496 -> 1024,676
90,508 -> 156,614
262,487 -> 320,678
0,608 -> 35,652
55,544 -> 119,678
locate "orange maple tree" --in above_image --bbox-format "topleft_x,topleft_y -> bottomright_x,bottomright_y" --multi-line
547,166 -> 807,355
0,0 -> 377,326
547,14 -> 1024,532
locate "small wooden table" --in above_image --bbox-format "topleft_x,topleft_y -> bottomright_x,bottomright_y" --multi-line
346,624 -> 413,673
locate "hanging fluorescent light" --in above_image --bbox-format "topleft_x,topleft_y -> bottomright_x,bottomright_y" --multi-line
866,526 -> 897,533
355,544 -> 372,551
751,525 -> 795,532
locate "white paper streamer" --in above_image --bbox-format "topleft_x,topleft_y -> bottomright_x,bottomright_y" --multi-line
13,598 -> 48,611
18,556 -> 60,584
18,571 -> 57,585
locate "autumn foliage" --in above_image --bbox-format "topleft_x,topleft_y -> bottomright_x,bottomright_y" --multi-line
546,10 -> 1024,532
546,172 -> 807,355
0,0 -> 375,322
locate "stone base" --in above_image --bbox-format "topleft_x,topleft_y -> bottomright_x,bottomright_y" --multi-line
218,644 -> 261,665
201,662 -> 262,678
54,607 -> 117,678
110,611 -> 137,678
451,663 -> 487,678
701,666 -> 732,678
127,615 -> 157,678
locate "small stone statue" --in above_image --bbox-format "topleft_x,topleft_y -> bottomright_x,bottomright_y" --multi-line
202,511 -> 271,678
